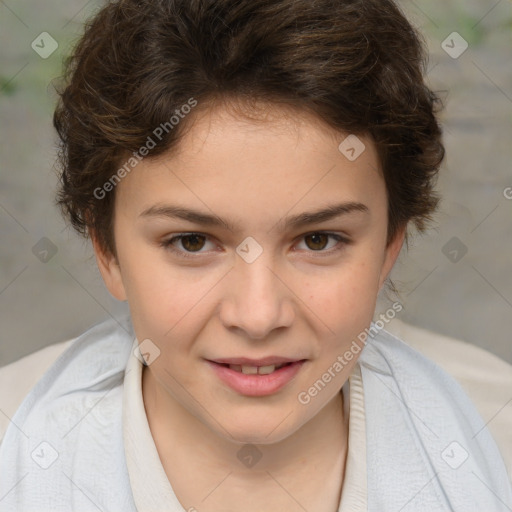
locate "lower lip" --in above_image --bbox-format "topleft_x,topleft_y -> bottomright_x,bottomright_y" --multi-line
206,360 -> 306,396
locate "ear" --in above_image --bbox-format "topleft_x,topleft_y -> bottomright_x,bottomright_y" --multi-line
378,225 -> 406,290
91,232 -> 127,301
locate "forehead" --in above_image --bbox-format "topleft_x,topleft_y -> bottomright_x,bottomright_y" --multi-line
165,99 -> 371,164
115,100 -> 385,219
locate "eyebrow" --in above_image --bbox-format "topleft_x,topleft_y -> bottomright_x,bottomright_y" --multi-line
139,201 -> 369,232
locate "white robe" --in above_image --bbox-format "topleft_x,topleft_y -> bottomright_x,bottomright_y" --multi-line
0,315 -> 511,511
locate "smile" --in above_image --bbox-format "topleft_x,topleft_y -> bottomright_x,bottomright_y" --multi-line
206,360 -> 307,396
224,362 -> 290,375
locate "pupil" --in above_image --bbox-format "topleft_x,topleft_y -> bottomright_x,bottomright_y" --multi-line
183,234 -> 204,252
307,233 -> 327,250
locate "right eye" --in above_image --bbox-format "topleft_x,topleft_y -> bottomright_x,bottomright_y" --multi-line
160,233 -> 217,258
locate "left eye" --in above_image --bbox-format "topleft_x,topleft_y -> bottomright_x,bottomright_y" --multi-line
161,232 -> 348,258
162,233 -> 213,254
296,232 -> 346,252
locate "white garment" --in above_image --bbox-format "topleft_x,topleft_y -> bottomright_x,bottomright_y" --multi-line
0,315 -> 511,511
123,333 -> 368,511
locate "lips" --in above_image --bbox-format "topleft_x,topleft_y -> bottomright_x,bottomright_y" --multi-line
206,358 -> 307,396
209,356 -> 303,367
222,361 -> 291,375
208,356 -> 305,376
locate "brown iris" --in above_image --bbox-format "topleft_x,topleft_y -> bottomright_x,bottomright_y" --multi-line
180,234 -> 206,252
304,233 -> 329,251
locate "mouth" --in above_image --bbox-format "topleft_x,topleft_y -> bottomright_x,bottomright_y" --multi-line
215,361 -> 297,375
205,359 -> 308,396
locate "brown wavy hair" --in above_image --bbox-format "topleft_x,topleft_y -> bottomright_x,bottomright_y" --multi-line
53,0 -> 445,257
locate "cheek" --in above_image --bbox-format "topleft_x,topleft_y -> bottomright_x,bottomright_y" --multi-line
115,242 -> 180,336
119,248 -> 219,345
306,257 -> 382,341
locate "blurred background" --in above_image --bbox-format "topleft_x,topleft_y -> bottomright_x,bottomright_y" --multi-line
1,0 -> 511,366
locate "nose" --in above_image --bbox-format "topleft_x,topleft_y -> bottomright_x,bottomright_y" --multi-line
218,249 -> 295,340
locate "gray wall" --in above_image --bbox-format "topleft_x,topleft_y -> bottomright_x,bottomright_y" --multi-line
1,0 -> 511,366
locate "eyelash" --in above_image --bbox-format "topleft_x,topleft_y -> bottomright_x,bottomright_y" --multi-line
160,232 -> 351,260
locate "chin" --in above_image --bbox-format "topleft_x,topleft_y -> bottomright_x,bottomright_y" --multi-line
212,413 -> 304,446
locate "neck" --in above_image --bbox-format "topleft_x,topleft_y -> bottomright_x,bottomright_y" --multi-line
142,365 -> 348,510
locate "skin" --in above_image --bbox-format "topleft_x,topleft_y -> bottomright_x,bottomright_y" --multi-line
93,101 -> 405,511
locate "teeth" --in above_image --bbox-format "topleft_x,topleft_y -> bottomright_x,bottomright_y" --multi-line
227,363 -> 287,374
242,365 -> 259,375
257,365 -> 276,375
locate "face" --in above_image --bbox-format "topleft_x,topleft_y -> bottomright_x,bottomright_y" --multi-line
94,102 -> 404,445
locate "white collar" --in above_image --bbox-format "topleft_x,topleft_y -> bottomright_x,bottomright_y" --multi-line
123,338 -> 368,511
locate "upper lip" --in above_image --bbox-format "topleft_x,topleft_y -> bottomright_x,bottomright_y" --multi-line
208,356 -> 305,366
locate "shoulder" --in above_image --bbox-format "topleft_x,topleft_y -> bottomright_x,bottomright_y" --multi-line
0,315 -> 135,449
383,319 -> 512,482
0,339 -> 74,446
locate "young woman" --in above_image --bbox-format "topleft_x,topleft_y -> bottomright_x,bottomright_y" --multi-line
1,0 -> 511,510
